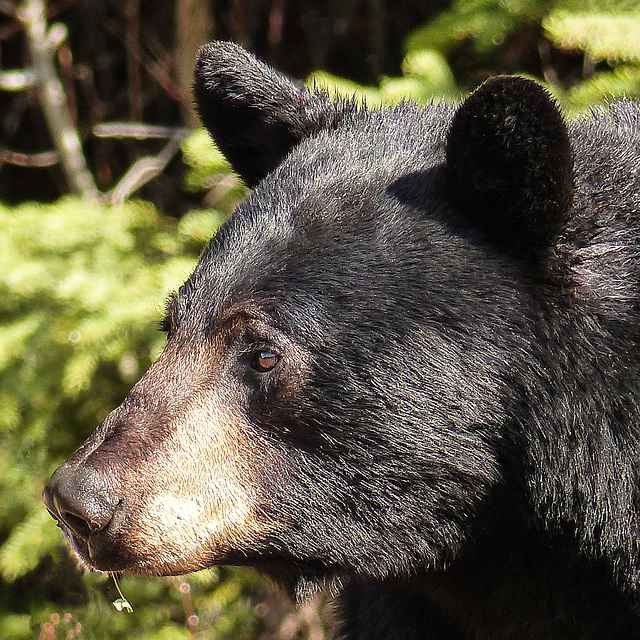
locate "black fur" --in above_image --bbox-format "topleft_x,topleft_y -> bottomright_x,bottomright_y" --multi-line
194,41 -> 357,188
445,75 -> 574,260
45,42 -> 640,639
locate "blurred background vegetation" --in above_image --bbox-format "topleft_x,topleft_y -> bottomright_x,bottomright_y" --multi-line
1,0 -> 639,638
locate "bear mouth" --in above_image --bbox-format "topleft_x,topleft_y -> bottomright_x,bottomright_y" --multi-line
49,515 -> 136,572
54,514 -> 336,592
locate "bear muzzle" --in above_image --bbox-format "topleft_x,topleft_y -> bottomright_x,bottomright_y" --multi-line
43,464 -> 131,571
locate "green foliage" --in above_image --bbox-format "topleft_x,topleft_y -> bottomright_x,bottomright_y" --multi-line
315,0 -> 640,113
405,0 -> 640,67
544,11 -> 640,63
563,65 -> 640,110
307,70 -> 388,105
3,3 -> 640,638
0,193 -> 270,637
182,129 -> 232,190
542,2 -> 640,109
406,0 -> 549,54
181,130 -> 248,213
545,3 -> 640,109
309,49 -> 460,106
383,49 -> 462,102
29,568 -> 264,640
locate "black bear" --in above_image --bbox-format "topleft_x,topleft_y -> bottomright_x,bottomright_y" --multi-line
44,41 -> 640,639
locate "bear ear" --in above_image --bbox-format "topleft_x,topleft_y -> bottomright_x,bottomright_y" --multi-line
444,76 -> 574,259
194,41 -> 337,188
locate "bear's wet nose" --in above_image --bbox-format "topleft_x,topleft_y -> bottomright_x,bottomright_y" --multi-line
44,465 -> 120,541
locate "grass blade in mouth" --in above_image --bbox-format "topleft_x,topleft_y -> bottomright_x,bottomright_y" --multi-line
110,572 -> 134,613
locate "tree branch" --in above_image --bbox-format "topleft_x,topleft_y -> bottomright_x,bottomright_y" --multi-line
107,131 -> 188,205
0,148 -> 58,167
0,68 -> 37,91
94,122 -> 190,140
17,0 -> 99,199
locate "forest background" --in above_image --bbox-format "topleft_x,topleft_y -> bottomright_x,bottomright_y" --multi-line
1,0 -> 640,638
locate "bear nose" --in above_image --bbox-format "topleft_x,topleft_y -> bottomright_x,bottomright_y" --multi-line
44,465 -> 120,541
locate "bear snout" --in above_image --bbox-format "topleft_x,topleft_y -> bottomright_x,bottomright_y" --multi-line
44,464 -> 124,561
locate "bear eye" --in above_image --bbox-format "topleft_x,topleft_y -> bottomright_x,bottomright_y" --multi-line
250,349 -> 280,373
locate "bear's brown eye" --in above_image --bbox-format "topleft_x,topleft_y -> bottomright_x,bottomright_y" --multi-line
251,350 -> 279,372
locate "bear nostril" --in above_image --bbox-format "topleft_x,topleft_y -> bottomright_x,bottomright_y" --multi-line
44,465 -> 121,541
58,510 -> 93,539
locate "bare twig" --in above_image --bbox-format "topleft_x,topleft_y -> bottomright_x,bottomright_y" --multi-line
0,148 -> 58,167
4,1 -> 190,202
94,122 -> 190,140
107,131 -> 188,204
203,173 -> 240,208
17,0 -> 99,199
0,68 -> 37,90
